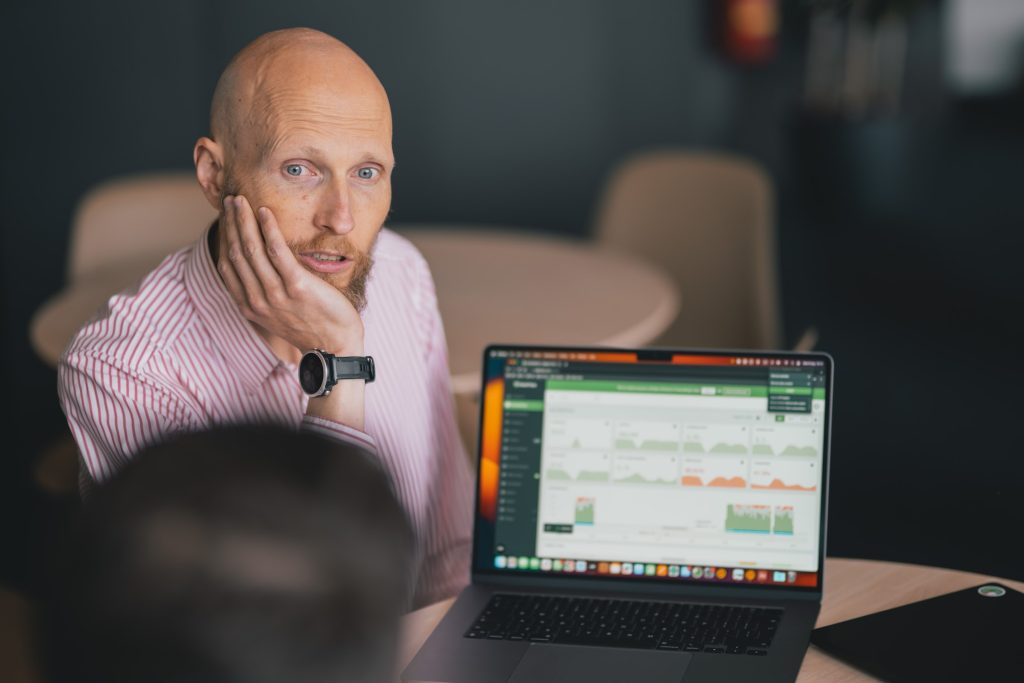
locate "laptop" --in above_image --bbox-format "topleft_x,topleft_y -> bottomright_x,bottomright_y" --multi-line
404,345 -> 833,683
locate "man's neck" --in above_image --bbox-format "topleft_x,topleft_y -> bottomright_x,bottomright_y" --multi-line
208,220 -> 303,367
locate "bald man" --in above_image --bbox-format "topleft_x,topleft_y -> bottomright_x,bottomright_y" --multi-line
58,28 -> 472,608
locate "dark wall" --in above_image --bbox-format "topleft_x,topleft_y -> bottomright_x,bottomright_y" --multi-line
1,1 -> 215,587
2,1 -> 1022,589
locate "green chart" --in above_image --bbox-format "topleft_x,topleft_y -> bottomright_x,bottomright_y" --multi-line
613,473 -> 676,485
545,469 -> 610,482
575,497 -> 595,525
752,444 -> 818,457
773,506 -> 794,535
684,442 -> 748,454
725,504 -> 771,534
614,438 -> 680,451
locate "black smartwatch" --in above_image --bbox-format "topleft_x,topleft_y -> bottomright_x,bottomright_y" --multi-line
299,349 -> 375,397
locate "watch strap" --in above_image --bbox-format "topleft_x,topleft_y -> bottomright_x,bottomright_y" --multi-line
329,355 -> 375,384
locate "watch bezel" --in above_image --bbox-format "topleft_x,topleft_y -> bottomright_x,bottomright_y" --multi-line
300,349 -> 331,397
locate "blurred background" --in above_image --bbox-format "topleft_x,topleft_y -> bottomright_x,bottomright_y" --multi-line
2,0 -> 1023,606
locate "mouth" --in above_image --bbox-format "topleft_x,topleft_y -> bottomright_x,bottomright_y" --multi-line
298,251 -> 353,274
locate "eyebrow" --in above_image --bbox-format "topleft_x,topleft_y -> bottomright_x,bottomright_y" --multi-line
290,145 -> 393,168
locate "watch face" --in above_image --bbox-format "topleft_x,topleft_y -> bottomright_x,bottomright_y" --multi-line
299,352 -> 327,395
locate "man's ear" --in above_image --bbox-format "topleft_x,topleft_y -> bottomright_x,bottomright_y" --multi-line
194,137 -> 226,209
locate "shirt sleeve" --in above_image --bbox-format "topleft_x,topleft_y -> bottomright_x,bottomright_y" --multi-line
411,258 -> 474,606
301,415 -> 379,456
58,350 -> 193,484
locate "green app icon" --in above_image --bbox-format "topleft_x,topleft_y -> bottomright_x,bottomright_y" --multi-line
529,557 -> 540,570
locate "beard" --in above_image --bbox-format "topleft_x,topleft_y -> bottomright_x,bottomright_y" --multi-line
288,233 -> 376,312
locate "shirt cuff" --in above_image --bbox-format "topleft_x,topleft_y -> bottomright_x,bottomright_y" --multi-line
301,415 -> 378,456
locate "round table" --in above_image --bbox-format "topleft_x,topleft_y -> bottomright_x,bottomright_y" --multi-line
31,228 -> 680,397
398,557 -> 1024,681
399,228 -> 679,393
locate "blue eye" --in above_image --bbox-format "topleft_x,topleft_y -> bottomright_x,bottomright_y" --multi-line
285,164 -> 306,177
356,167 -> 378,180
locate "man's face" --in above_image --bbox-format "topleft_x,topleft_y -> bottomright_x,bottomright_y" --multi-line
222,84 -> 394,311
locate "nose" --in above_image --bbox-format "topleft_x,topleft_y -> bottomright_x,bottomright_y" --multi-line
314,178 -> 355,235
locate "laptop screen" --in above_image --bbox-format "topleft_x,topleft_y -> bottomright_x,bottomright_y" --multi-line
472,346 -> 832,591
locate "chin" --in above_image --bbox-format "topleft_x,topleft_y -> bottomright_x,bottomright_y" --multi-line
319,270 -> 351,289
320,270 -> 369,312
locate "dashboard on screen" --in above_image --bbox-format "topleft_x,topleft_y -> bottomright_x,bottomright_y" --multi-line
473,347 -> 831,591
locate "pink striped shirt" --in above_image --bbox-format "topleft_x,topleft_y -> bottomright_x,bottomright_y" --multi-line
58,226 -> 472,608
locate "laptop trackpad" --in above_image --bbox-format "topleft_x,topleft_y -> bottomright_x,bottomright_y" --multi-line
508,644 -> 692,683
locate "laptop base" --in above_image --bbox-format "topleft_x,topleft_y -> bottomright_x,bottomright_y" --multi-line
403,583 -> 819,683
508,644 -> 692,682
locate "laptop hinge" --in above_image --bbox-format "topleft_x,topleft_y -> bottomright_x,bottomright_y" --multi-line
472,573 -> 823,603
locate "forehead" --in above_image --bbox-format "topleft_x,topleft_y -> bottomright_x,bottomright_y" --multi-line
253,85 -> 393,164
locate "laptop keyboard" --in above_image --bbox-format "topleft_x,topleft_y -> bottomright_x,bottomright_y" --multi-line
465,593 -> 782,655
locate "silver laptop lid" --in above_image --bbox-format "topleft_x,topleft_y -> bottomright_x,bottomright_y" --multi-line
471,345 -> 833,595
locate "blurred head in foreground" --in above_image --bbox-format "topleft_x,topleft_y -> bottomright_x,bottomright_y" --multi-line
39,426 -> 413,683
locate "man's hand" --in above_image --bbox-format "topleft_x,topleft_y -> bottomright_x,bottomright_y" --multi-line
218,195 -> 367,430
218,195 -> 364,357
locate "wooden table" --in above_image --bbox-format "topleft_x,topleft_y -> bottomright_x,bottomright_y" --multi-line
9,559 -> 1021,682
394,227 -> 679,393
31,228 -> 680,397
398,557 -> 1024,681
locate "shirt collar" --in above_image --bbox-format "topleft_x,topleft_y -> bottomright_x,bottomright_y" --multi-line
183,223 -> 284,393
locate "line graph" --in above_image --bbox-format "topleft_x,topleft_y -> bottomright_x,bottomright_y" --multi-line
680,456 -> 748,488
682,423 -> 750,454
751,425 -> 820,457
750,459 -> 818,492
612,419 -> 681,452
543,450 -> 611,482
545,417 -> 613,450
611,453 -> 678,485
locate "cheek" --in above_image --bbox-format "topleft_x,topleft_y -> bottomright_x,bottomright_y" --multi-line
354,182 -> 392,218
257,184 -> 313,230
274,204 -> 315,240
354,188 -> 390,230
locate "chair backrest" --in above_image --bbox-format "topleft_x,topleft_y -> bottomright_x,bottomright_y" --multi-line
67,172 -> 217,281
0,584 -> 38,683
593,150 -> 781,349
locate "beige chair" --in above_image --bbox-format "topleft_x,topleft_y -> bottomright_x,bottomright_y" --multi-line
593,150 -> 815,351
67,171 -> 215,281
35,171 -> 215,496
0,584 -> 39,683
